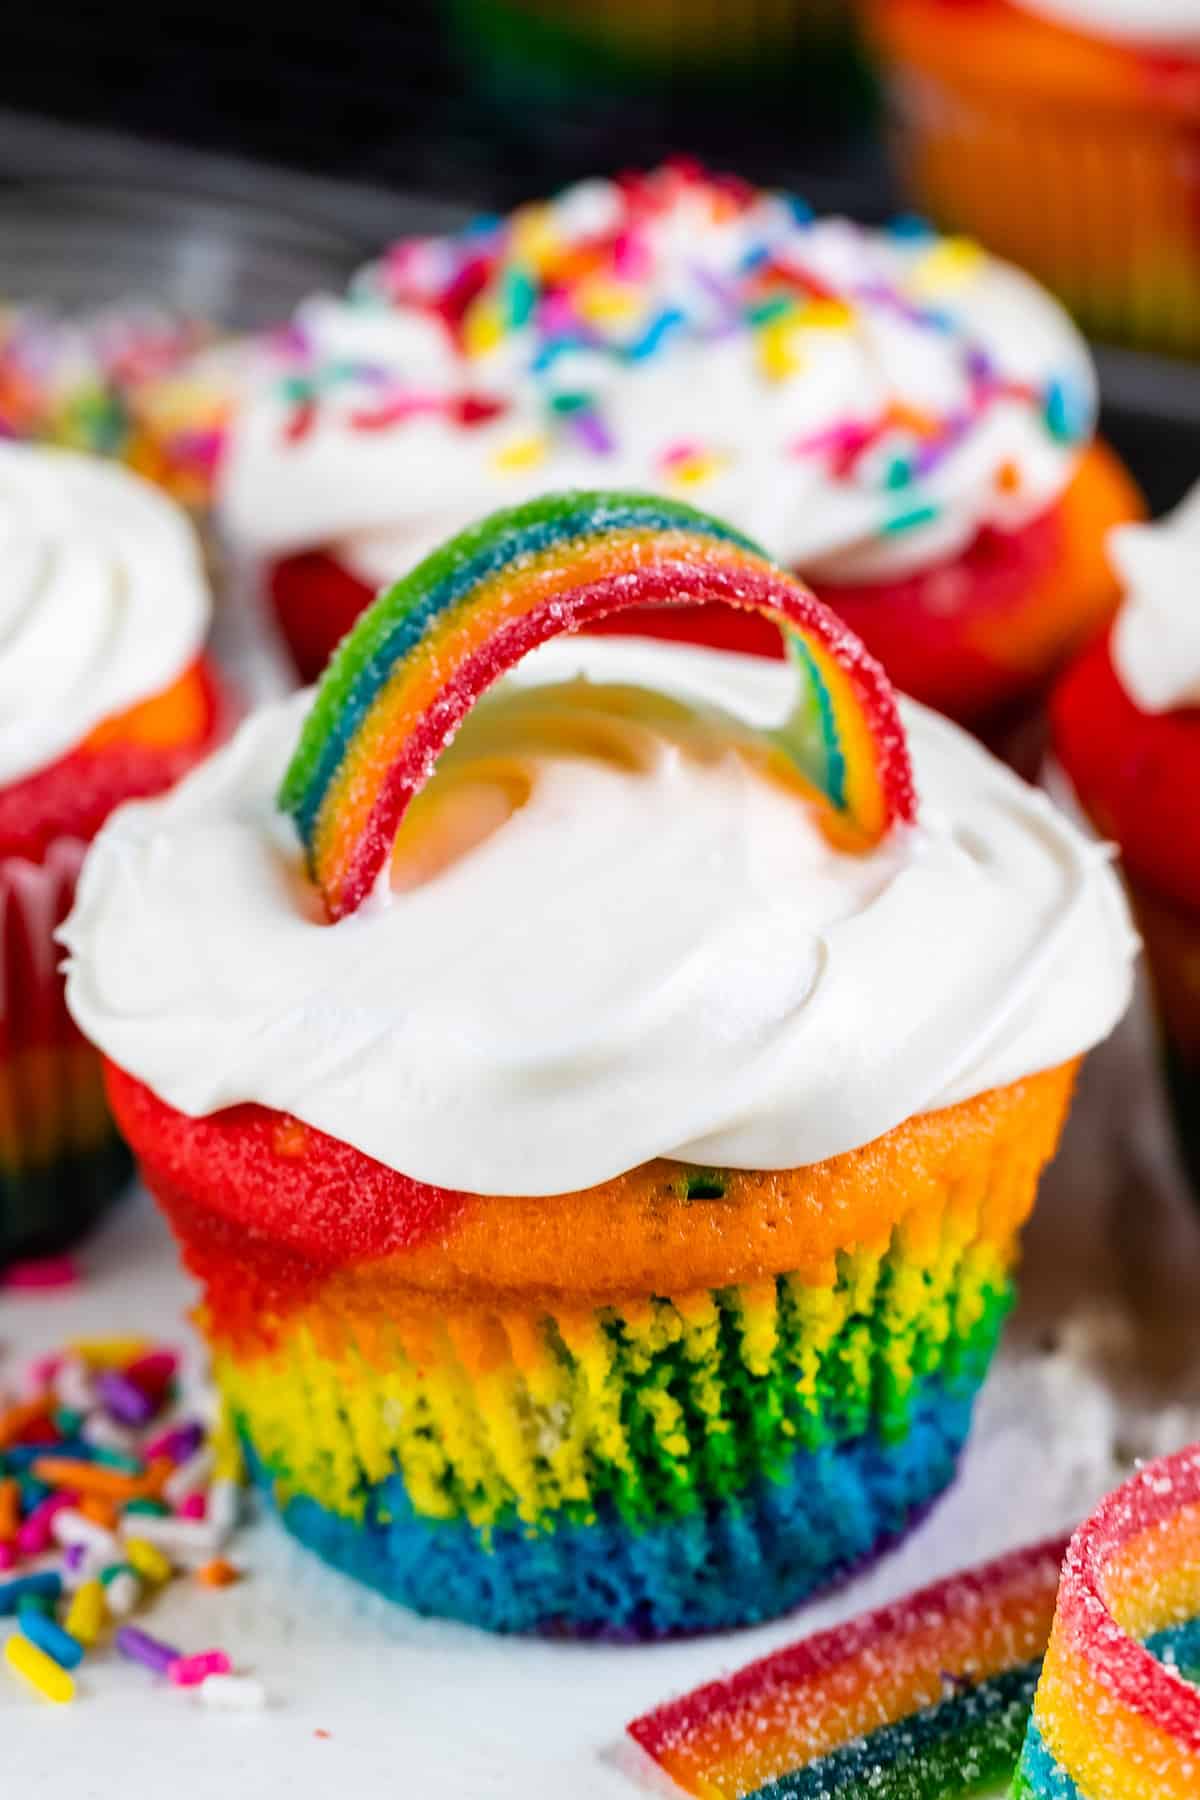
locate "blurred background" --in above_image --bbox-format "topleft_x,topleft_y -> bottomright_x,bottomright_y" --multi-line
0,1 -> 1197,505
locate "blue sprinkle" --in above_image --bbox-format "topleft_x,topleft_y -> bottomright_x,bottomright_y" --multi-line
738,244 -> 771,274
884,502 -> 940,536
18,1612 -> 84,1672
783,194 -> 814,227
463,213 -> 502,238
532,335 -> 590,375
625,307 -> 686,363
888,213 -> 937,240
1044,375 -> 1090,443
0,1572 -> 62,1616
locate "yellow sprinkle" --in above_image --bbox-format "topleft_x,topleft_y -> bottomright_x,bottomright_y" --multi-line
67,1336 -> 151,1369
757,317 -> 802,382
800,298 -> 856,331
510,204 -> 560,275
210,1409 -> 245,1486
667,452 -> 728,488
491,435 -> 547,473
576,279 -> 639,326
461,298 -> 504,359
125,1537 -> 172,1584
5,1632 -> 75,1703
64,1578 -> 106,1647
906,237 -> 985,299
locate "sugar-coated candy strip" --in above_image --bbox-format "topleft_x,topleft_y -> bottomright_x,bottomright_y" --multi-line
628,1536 -> 1068,1798
279,490 -> 918,920
1012,1442 -> 1200,1800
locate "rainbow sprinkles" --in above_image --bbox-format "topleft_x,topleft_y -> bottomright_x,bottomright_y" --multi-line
280,490 -> 917,919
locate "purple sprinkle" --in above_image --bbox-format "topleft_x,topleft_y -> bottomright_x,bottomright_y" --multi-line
63,1544 -> 86,1574
143,1420 -> 205,1465
571,409 -> 615,456
116,1626 -> 181,1676
97,1369 -> 155,1428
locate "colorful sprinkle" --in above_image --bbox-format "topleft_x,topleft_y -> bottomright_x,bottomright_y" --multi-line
116,1625 -> 181,1675
4,1629 -> 75,1702
168,1649 -> 232,1687
19,1610 -> 84,1671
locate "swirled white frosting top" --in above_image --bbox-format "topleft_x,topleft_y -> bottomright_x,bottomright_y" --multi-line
0,444 -> 210,785
62,636 -> 1135,1196
1017,1 -> 1200,46
217,167 -> 1097,588
1110,483 -> 1200,713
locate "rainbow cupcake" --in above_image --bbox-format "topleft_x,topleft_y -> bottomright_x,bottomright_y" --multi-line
1052,485 -> 1200,1200
865,0 -> 1200,355
215,164 -> 1142,739
64,494 -> 1135,1636
0,445 -> 224,1264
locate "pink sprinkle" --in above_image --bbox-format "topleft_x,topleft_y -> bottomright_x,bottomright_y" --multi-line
25,1353 -> 62,1391
658,440 -> 703,470
0,1543 -> 16,1571
789,418 -> 878,460
168,1649 -> 232,1687
17,1491 -> 78,1556
178,1493 -> 207,1521
3,1256 -> 80,1291
613,230 -> 651,281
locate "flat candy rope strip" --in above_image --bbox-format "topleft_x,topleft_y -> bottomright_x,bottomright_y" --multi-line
279,490 -> 916,920
627,1536 -> 1068,1799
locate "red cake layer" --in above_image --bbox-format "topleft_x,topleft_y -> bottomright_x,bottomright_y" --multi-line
1051,631 -> 1200,913
0,658 -> 226,863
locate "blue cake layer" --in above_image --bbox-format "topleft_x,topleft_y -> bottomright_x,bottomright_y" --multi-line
246,1376 -> 977,1637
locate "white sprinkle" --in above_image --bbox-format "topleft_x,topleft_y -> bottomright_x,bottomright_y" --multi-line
80,1413 -> 137,1454
104,1570 -> 142,1617
53,1357 -> 94,1413
206,1479 -> 241,1546
118,1513 -> 219,1563
163,1445 -> 215,1507
200,1674 -> 267,1710
52,1509 -> 120,1562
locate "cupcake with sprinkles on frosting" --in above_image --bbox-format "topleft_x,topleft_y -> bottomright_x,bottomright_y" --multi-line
1052,484 -> 1200,1201
216,164 -> 1141,735
64,492 -> 1135,1636
0,445 -> 224,1264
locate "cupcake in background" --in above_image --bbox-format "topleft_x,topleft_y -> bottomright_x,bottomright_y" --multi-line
446,0 -> 874,125
215,165 -> 1142,743
863,0 -> 1200,355
64,492 -> 1136,1636
1051,485 -> 1200,1196
0,302 -> 223,505
0,445 -> 225,1265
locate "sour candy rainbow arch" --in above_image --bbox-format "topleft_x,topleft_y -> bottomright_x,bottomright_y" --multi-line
628,1536 -> 1068,1798
1013,1442 -> 1200,1800
279,490 -> 917,920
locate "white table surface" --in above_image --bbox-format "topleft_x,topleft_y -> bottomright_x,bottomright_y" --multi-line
4,588 -> 1200,1798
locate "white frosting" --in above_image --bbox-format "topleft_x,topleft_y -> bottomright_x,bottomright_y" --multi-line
217,177 -> 1096,588
1017,1 -> 1200,46
0,445 -> 211,785
1109,484 -> 1200,713
62,638 -> 1135,1195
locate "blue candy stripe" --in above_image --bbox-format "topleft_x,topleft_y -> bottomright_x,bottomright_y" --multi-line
290,493 -> 761,840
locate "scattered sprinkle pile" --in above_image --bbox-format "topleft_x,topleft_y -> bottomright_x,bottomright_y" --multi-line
0,1335 -> 262,1708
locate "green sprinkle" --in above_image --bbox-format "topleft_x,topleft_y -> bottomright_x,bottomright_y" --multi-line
16,1593 -> 56,1620
123,1498 -> 168,1518
99,1563 -> 132,1587
53,1409 -> 84,1438
745,295 -> 795,327
90,1448 -> 144,1475
883,502 -> 940,536
884,457 -> 913,491
549,391 -> 593,414
503,265 -> 537,330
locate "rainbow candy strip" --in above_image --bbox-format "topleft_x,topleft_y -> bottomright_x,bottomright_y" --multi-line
279,491 -> 917,919
1012,1443 -> 1200,1800
628,1537 -> 1068,1797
